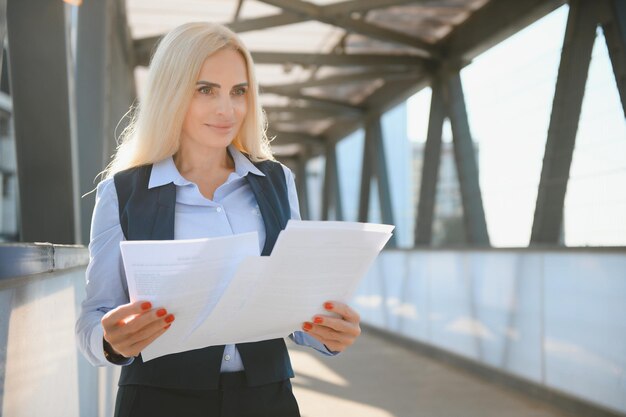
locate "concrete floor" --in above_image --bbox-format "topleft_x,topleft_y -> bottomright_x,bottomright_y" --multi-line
288,329 -> 577,417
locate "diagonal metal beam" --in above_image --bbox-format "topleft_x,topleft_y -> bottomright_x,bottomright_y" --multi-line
324,75 -> 429,146
369,116 -> 395,245
261,69 -> 419,93
251,51 -> 425,67
233,0 -> 245,21
263,92 -> 364,116
295,147 -> 311,220
0,0 -> 6,81
531,0 -> 598,245
264,105 -> 356,119
267,130 -> 323,146
357,127 -> 374,223
444,70 -> 489,246
322,142 -> 343,220
602,0 -> 626,117
415,74 -> 445,246
442,0 -> 566,62
257,0 -> 437,58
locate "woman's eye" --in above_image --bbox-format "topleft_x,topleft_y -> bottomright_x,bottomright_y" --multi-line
198,86 -> 213,95
232,87 -> 247,96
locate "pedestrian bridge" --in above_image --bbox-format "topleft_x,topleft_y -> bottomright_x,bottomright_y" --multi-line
1,244 -> 623,417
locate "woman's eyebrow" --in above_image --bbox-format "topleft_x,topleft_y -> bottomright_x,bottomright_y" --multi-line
196,81 -> 249,88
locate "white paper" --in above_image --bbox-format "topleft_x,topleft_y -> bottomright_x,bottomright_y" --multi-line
120,232 -> 259,360
120,221 -> 393,361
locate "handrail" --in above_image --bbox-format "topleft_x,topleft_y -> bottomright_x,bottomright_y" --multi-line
0,243 -> 89,283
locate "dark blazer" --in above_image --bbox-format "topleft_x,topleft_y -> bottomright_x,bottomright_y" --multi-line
113,159 -> 294,389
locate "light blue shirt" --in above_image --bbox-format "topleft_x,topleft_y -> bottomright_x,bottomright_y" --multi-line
76,145 -> 333,370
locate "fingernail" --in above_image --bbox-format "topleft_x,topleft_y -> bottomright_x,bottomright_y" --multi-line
314,317 -> 323,324
156,308 -> 167,317
164,324 -> 171,330
165,314 -> 175,323
303,322 -> 312,331
324,302 -> 334,310
141,302 -> 152,310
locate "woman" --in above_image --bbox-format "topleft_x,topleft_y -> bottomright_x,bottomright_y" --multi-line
75,22 -> 361,417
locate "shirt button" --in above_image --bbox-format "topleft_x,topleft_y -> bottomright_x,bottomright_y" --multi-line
216,207 -> 222,213
224,354 -> 231,361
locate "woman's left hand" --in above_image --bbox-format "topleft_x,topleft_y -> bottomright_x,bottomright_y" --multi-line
302,301 -> 361,353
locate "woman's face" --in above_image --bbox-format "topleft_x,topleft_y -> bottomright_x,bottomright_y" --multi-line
181,48 -> 249,152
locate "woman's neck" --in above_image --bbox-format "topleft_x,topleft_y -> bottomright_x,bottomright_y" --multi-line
173,144 -> 234,178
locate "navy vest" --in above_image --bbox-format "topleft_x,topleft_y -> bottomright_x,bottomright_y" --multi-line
113,159 -> 294,389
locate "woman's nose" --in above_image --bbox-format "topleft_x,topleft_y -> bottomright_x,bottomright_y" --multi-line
215,95 -> 235,116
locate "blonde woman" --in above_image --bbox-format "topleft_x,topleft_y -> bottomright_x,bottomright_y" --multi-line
75,22 -> 361,417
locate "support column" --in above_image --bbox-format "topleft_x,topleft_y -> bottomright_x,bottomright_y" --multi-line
357,128 -> 374,223
7,0 -> 77,243
415,75 -> 445,245
602,0 -> 626,117
0,0 -> 6,78
369,117 -> 395,245
357,116 -> 396,245
530,0 -> 598,245
295,148 -> 310,220
322,141 -> 343,221
76,0 -> 136,244
445,70 -> 490,246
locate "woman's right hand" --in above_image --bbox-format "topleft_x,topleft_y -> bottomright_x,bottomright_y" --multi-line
101,301 -> 175,358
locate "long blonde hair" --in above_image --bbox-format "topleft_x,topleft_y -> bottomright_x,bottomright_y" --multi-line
103,22 -> 273,179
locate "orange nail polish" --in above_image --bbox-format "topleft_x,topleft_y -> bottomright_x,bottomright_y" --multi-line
156,308 -> 167,317
141,302 -> 152,310
303,322 -> 312,331
164,324 -> 171,330
165,314 -> 175,323
314,317 -> 323,324
324,302 -> 334,310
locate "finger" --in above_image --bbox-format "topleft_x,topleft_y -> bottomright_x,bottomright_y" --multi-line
123,314 -> 175,347
124,323 -> 171,357
303,322 -> 351,346
102,300 -> 153,326
323,301 -> 360,323
116,307 -> 171,334
303,327 -> 351,353
106,310 -> 174,346
311,315 -> 359,336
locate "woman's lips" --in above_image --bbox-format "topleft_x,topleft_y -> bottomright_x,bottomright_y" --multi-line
205,123 -> 235,133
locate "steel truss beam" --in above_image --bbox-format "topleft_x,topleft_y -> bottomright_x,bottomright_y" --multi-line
414,75 -> 445,246
0,0 -> 6,79
531,0 -> 601,245
443,0 -> 566,63
357,116 -> 396,246
444,70 -> 489,246
267,130 -> 322,146
602,0 -> 626,117
262,92 -> 364,116
257,0 -> 437,58
295,147 -> 311,220
261,70 -> 419,93
322,142 -> 343,221
264,105 -> 356,119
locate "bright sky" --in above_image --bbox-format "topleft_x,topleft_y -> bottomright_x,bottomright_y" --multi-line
407,5 -> 626,247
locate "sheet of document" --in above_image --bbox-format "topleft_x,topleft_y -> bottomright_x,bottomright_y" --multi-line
120,221 -> 393,361
119,232 -> 259,361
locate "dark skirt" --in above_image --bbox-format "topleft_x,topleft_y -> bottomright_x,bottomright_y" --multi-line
114,372 -> 301,417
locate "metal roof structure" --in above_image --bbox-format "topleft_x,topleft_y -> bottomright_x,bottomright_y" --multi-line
127,0 -> 566,156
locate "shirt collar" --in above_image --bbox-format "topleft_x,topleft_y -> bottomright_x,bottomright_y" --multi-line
148,145 -> 264,189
